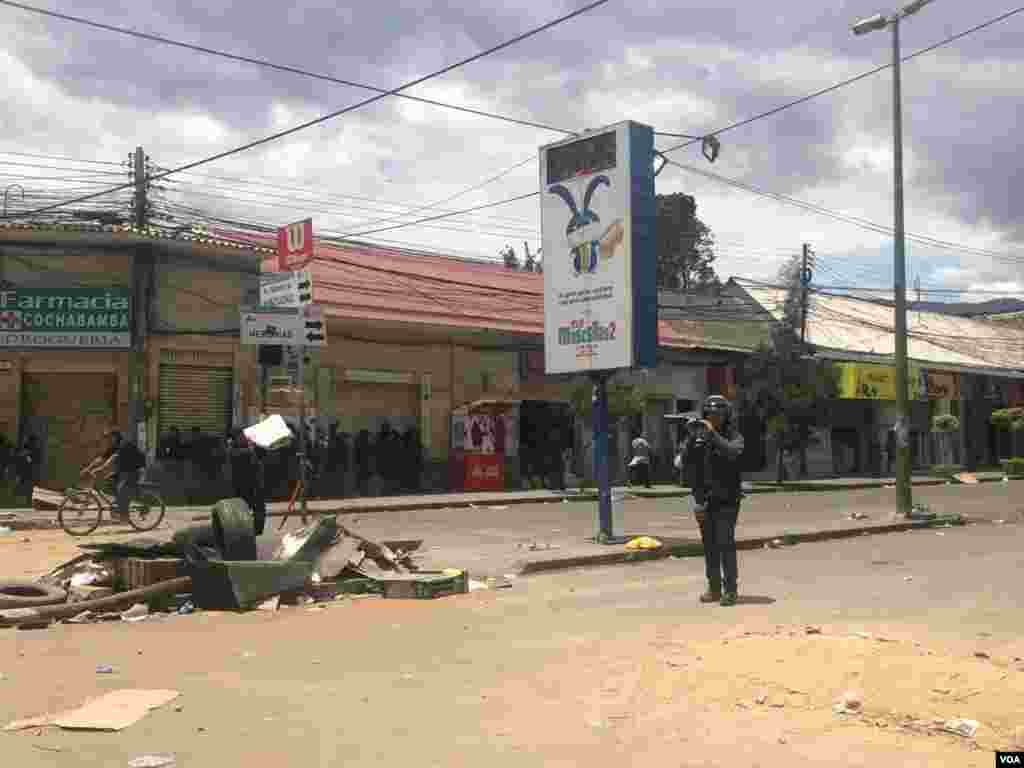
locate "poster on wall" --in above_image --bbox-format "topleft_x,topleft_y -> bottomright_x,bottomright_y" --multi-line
540,121 -> 656,375
465,415 -> 495,454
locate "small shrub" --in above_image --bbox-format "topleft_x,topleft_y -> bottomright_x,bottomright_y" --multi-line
929,463 -> 963,478
931,414 -> 960,433
991,407 -> 1024,431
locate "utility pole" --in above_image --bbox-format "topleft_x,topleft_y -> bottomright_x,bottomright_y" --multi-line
129,147 -> 149,453
132,147 -> 148,231
851,0 -> 935,518
799,243 -> 814,345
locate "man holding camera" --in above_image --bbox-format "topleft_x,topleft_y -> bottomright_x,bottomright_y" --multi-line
677,395 -> 745,606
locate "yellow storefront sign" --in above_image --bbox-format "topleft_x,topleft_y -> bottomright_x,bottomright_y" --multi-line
836,362 -> 923,400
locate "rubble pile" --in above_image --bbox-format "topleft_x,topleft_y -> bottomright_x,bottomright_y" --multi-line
0,498 -> 468,629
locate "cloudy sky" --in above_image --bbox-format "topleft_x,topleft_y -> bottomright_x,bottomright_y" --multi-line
1,0 -> 1022,298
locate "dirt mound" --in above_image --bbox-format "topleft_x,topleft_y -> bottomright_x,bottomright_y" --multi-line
481,623 -> 1024,766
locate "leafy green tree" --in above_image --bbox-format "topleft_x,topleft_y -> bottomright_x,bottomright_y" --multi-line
655,192 -> 717,290
743,255 -> 839,481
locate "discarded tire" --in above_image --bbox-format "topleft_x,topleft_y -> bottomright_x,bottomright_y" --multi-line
0,580 -> 68,609
211,498 -> 258,561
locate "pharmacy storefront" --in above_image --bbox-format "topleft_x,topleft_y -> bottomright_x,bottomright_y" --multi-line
0,286 -> 132,488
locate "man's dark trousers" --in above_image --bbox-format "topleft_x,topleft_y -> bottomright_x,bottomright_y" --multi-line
698,500 -> 739,592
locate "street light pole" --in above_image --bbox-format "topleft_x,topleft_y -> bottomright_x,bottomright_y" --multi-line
852,0 -> 935,518
889,16 -> 912,517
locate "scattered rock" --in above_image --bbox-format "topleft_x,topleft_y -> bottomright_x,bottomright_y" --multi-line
941,718 -> 979,739
96,665 -> 115,674
755,694 -> 767,705
128,756 -> 176,768
805,625 -> 822,635
121,604 -> 149,623
931,687 -> 951,695
777,735 -> 787,744
974,651 -> 990,660
904,575 -> 914,582
833,690 -> 862,715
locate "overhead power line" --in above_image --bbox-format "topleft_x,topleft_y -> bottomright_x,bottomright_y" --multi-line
323,191 -> 540,238
659,5 -> 1024,155
2,0 -> 610,220
665,158 -> 1024,265
0,0 -> 582,137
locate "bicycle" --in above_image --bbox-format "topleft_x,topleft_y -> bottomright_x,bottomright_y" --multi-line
57,470 -> 167,536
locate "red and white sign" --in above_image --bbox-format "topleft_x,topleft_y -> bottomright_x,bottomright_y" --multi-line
277,218 -> 314,271
464,453 -> 503,491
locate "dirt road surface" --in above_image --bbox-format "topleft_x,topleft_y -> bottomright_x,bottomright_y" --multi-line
2,513 -> 1023,767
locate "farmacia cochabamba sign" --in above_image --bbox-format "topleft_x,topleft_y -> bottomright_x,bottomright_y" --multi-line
0,287 -> 131,348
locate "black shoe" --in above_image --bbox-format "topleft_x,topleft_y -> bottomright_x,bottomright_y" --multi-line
699,581 -> 722,603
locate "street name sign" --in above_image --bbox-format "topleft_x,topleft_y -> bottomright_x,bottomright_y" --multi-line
259,270 -> 312,308
240,304 -> 327,347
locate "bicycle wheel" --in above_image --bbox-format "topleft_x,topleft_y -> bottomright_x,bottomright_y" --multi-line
128,489 -> 166,532
58,489 -> 103,536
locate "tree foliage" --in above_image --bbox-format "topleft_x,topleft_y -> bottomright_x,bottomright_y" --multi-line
655,192 -> 717,291
569,380 -> 646,423
501,244 -> 520,269
742,254 -> 838,480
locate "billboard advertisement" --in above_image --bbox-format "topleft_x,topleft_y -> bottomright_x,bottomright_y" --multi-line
540,121 -> 656,375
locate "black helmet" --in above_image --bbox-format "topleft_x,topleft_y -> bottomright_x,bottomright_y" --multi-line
702,395 -> 733,426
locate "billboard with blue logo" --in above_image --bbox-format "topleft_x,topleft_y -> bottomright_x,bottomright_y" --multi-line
540,121 -> 657,375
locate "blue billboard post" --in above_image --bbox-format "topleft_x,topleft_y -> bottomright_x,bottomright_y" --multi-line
540,121 -> 657,543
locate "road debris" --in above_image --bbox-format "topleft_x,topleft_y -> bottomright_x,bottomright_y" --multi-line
6,690 -> 179,732
941,718 -> 979,738
128,756 -> 176,768
624,536 -> 662,551
833,690 -> 863,715
849,511 -> 868,520
805,625 -> 822,635
121,604 -> 150,623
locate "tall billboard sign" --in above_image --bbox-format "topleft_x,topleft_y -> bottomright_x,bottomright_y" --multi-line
540,121 -> 657,375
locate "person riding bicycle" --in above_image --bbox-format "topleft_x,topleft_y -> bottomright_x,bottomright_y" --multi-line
82,430 -> 146,521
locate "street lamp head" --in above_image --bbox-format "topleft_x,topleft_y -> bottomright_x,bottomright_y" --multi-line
852,13 -> 888,35
901,0 -> 935,17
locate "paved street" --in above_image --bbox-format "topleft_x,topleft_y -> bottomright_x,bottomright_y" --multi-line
5,481 -> 1019,582
2,515 -> 1022,766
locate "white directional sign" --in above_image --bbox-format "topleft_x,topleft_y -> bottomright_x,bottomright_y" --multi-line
240,304 -> 327,347
259,270 -> 313,308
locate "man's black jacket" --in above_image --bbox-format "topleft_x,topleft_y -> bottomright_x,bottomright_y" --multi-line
679,425 -> 745,505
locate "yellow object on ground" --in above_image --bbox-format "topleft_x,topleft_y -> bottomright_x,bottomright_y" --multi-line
624,536 -> 662,551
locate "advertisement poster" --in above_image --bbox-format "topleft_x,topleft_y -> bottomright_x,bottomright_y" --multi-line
465,453 -> 503,492
540,122 -> 655,375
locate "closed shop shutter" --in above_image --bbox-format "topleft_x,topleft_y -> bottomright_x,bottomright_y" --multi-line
21,373 -> 117,488
158,365 -> 234,435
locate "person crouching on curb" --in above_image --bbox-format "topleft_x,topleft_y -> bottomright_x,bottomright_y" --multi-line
678,395 -> 745,606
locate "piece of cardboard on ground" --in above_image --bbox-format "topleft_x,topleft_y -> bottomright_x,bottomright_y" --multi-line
55,689 -> 179,731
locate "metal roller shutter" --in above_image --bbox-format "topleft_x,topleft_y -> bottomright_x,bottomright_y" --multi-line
158,365 -> 234,435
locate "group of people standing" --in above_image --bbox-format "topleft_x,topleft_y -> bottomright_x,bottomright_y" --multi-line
0,433 -> 41,503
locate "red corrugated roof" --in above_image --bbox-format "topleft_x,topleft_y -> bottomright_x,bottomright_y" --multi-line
242,233 -> 705,348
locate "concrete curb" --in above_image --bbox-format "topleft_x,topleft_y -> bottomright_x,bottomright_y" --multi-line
517,514 -> 967,575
